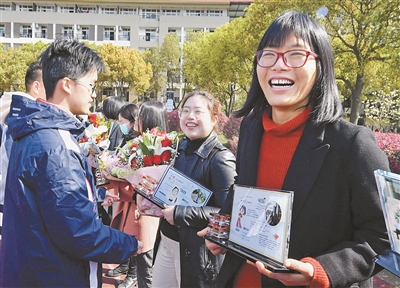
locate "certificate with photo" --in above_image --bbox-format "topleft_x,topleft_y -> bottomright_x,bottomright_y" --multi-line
205,184 -> 295,273
134,166 -> 213,209
374,169 -> 400,277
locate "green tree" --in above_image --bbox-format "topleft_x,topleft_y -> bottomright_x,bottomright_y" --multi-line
161,33 -> 181,90
96,44 -> 152,101
314,0 -> 400,123
142,46 -> 166,99
0,41 -> 47,93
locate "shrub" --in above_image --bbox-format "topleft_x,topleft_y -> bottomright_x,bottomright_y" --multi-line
217,112 -> 229,135
228,136 -> 239,157
223,115 -> 243,139
373,132 -> 400,173
167,110 -> 181,132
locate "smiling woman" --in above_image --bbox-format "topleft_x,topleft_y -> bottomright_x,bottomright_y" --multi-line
201,10 -> 390,288
151,90 -> 237,288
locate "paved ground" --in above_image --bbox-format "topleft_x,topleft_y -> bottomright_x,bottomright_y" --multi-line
102,263 -> 400,288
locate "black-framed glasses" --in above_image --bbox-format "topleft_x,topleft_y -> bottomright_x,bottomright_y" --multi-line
74,79 -> 97,95
255,49 -> 318,68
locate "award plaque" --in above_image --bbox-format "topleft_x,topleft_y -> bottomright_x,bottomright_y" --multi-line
205,184 -> 295,273
374,169 -> 400,277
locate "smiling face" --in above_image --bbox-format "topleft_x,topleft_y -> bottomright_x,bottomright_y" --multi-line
179,95 -> 217,141
257,34 -> 317,124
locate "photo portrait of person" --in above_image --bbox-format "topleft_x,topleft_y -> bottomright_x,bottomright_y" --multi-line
265,201 -> 281,226
191,189 -> 205,204
236,205 -> 246,228
168,187 -> 179,203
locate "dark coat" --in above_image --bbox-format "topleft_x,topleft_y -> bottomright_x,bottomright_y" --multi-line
154,131 -> 237,288
108,121 -> 123,151
1,95 -> 138,288
217,115 -> 390,288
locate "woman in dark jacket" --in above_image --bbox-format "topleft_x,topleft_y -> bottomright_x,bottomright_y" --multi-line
201,11 -> 390,288
151,91 -> 237,288
102,96 -> 126,151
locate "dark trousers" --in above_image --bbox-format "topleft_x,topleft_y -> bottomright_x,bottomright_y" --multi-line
131,249 -> 153,288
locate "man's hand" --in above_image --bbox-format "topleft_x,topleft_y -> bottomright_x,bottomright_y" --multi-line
101,190 -> 119,206
197,227 -> 227,255
133,241 -> 144,256
248,258 -> 314,287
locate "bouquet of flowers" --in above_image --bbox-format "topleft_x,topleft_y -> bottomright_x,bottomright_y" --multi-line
80,113 -> 110,149
99,127 -> 179,181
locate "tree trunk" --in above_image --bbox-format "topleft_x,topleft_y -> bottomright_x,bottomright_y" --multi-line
350,74 -> 364,124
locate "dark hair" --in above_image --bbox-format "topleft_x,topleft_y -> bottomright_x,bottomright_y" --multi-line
236,10 -> 343,125
103,96 -> 125,120
118,103 -> 140,141
25,61 -> 42,92
180,90 -> 220,119
118,103 -> 139,123
39,37 -> 106,99
138,100 -> 168,132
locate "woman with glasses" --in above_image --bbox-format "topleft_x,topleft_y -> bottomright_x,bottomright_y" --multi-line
150,91 -> 237,288
200,10 -> 390,288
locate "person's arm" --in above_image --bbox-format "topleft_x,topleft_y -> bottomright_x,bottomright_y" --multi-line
36,148 -> 139,263
311,128 -> 390,287
174,150 -> 236,229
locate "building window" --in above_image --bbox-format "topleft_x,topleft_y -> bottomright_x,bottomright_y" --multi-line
37,6 -> 54,12
60,6 -> 75,13
186,10 -> 205,17
120,28 -> 130,41
162,9 -> 180,16
19,5 -> 33,12
168,29 -> 177,33
104,27 -> 115,41
81,27 -> 89,40
142,9 -> 159,20
101,7 -> 117,14
63,26 -> 74,37
0,4 -> 11,11
77,6 -> 96,13
22,25 -> 32,38
120,8 -> 137,15
0,25 -> 5,37
144,28 -> 158,41
207,10 -> 223,17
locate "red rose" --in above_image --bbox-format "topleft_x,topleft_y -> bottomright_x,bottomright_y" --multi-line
158,131 -> 167,138
153,155 -> 161,165
130,142 -> 138,149
88,113 -> 97,124
161,138 -> 172,147
143,156 -> 154,166
161,150 -> 171,162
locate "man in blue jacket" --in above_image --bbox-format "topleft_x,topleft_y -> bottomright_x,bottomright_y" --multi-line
0,38 -> 142,287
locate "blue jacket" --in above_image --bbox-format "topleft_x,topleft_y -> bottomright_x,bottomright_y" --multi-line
0,95 -> 138,287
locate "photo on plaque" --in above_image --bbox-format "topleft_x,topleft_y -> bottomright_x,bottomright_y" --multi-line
205,184 -> 294,273
135,166 -> 213,209
374,169 -> 400,277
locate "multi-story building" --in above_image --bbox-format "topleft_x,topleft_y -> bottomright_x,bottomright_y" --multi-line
0,0 -> 252,101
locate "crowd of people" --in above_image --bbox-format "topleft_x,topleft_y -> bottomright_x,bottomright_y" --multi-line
0,9 -> 392,288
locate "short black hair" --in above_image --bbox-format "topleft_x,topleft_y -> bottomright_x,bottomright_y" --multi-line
25,61 -> 42,92
39,37 -> 106,99
103,96 -> 126,120
138,100 -> 168,132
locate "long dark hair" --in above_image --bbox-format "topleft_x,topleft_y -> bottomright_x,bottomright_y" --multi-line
235,10 -> 343,125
